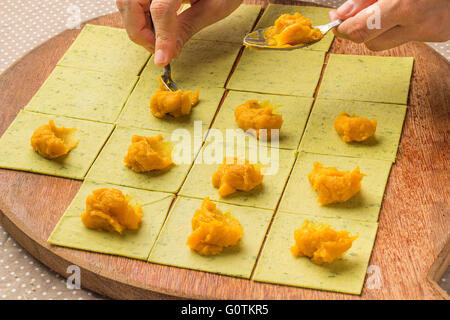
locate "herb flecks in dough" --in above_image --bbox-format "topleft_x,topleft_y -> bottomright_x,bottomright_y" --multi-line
212,157 -> 264,197
264,13 -> 323,48
186,197 -> 243,255
291,219 -> 358,264
124,134 -> 173,173
150,77 -> 199,118
234,100 -> 283,140
30,120 -> 78,159
81,188 -> 143,234
334,112 -> 377,143
308,161 -> 365,205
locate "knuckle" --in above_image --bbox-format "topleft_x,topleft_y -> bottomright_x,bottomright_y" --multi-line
150,0 -> 171,16
156,32 -> 171,42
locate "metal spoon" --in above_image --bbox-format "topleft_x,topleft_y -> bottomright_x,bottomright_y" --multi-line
243,19 -> 342,50
148,12 -> 180,91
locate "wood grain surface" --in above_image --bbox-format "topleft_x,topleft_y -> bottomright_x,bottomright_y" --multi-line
0,0 -> 449,299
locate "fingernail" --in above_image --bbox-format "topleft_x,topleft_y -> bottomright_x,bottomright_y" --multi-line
154,49 -> 167,66
337,0 -> 354,16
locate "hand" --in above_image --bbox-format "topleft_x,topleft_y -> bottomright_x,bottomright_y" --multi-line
116,0 -> 242,66
329,0 -> 450,51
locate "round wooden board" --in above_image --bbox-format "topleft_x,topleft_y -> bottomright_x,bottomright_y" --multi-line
0,1 -> 449,300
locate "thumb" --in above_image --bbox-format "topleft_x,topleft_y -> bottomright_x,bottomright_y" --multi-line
150,0 -> 182,66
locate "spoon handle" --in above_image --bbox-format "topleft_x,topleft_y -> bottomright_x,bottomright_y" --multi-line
148,11 -> 176,89
316,19 -> 342,35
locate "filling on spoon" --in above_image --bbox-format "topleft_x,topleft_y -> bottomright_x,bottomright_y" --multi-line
264,12 -> 324,48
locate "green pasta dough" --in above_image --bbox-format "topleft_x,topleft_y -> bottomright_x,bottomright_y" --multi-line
279,152 -> 392,222
227,48 -> 325,97
192,4 -> 262,43
212,90 -> 314,150
253,211 -> 378,294
118,77 -> 224,133
318,54 -> 414,104
0,111 -> 113,180
86,126 -> 200,193
148,196 -> 273,278
48,181 -> 174,260
25,66 -> 138,123
300,99 -> 407,162
57,24 -> 150,75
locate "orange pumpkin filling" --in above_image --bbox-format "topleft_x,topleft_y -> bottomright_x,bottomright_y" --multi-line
308,161 -> 365,205
291,220 -> 358,264
264,13 -> 324,48
30,120 -> 78,159
212,157 -> 264,197
124,134 -> 173,173
234,100 -> 283,139
334,112 -> 377,142
150,77 -> 199,118
81,188 -> 143,234
186,197 -> 243,255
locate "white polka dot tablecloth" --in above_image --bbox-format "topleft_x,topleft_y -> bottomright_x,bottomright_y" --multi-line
0,0 -> 448,301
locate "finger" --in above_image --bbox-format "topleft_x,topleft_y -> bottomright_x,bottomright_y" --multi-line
116,0 -> 155,52
173,0 -> 242,57
151,0 -> 182,66
334,1 -> 402,44
329,0 -> 377,39
329,9 -> 339,22
364,25 -> 411,51
332,0 -> 377,20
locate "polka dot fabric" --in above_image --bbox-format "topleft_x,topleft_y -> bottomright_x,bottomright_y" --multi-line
0,0 -> 118,73
0,224 -> 102,300
0,0 -> 448,300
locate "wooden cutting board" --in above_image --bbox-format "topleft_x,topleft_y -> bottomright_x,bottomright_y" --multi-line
0,1 -> 449,299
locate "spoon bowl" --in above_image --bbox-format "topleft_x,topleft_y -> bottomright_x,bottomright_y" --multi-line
243,19 -> 342,50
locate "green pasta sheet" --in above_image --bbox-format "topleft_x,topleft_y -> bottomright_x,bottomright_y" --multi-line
253,211 -> 378,295
117,76 -> 225,133
191,4 -> 262,43
179,141 -> 296,210
148,196 -> 273,278
212,90 -> 313,150
300,99 -> 407,162
254,4 -> 335,52
25,66 -> 138,123
0,111 -> 113,180
57,24 -> 150,76
318,54 -> 414,105
141,40 -> 242,89
86,126 -> 201,193
279,152 -> 392,222
227,48 -> 325,97
48,181 -> 174,260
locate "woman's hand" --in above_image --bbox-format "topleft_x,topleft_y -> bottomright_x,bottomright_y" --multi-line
116,0 -> 242,66
329,0 -> 450,51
